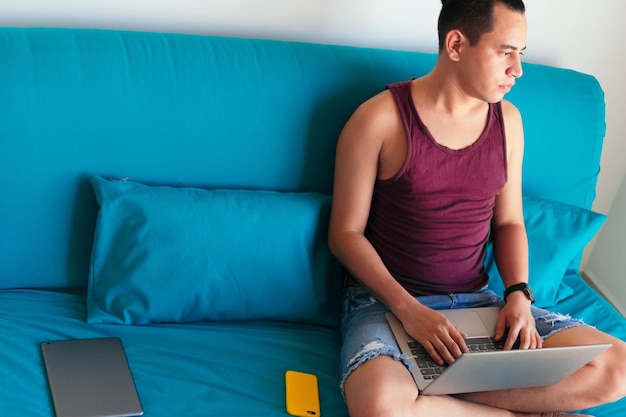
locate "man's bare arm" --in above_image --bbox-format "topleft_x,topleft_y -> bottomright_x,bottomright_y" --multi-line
491,100 -> 542,350
328,92 -> 468,365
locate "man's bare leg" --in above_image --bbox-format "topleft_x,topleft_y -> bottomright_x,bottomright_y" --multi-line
458,325 -> 626,413
345,355 -> 519,417
343,326 -> 626,417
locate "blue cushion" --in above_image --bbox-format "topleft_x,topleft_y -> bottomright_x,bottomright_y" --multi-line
87,176 -> 341,326
485,196 -> 606,308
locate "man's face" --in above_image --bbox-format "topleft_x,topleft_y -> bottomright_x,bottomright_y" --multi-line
461,3 -> 527,103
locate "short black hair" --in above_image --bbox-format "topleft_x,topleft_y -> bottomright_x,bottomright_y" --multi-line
438,0 -> 525,50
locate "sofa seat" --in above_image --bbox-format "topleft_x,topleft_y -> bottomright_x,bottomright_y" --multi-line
0,289 -> 347,416
3,275 -> 625,416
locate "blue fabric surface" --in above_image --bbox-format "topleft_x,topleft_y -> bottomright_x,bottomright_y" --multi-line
0,289 -> 348,417
485,196 -> 607,308
2,285 -> 623,416
0,28 -> 604,290
88,176 -> 341,326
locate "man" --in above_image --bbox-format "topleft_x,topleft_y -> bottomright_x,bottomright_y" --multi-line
328,1 -> 626,416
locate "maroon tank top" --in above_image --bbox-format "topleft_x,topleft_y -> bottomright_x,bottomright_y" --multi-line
365,80 -> 507,295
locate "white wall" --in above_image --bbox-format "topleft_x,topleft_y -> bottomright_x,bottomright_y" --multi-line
2,0 -> 625,269
585,174 -> 626,315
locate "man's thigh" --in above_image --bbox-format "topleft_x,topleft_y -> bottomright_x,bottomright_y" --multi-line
543,323 -> 621,348
542,322 -> 626,384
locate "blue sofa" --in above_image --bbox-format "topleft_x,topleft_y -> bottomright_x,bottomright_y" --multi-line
1,27 -> 624,416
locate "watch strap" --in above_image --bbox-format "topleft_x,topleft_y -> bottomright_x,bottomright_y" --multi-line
504,282 -> 535,304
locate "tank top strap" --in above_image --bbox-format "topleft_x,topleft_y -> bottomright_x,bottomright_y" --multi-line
386,80 -> 415,138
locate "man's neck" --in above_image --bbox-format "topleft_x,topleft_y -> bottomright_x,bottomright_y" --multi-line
414,68 -> 487,118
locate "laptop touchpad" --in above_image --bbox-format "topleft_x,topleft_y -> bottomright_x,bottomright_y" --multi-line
441,311 -> 489,338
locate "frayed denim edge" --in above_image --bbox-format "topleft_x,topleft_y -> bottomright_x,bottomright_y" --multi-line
339,339 -> 412,398
537,312 -> 591,340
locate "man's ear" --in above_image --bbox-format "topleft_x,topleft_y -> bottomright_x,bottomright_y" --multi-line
445,29 -> 465,62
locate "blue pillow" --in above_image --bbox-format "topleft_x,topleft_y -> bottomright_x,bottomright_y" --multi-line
485,196 -> 606,308
87,176 -> 341,326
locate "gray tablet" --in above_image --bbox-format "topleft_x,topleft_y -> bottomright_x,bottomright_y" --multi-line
41,337 -> 144,417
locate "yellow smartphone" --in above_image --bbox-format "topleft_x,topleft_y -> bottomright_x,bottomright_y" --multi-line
285,370 -> 321,417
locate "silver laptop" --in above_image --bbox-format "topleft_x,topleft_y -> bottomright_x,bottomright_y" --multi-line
41,337 -> 144,417
385,307 -> 611,395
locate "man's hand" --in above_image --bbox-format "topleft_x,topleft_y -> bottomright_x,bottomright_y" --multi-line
400,306 -> 469,366
495,292 -> 542,350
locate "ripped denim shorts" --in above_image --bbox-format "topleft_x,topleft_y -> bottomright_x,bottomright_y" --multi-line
339,284 -> 587,395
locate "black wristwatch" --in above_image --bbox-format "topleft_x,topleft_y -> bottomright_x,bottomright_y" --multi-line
504,282 -> 535,304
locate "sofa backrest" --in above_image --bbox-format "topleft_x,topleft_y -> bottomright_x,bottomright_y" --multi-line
0,28 -> 604,290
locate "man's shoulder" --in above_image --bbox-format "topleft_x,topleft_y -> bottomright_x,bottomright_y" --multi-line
352,89 -> 401,127
500,99 -> 522,120
361,88 -> 397,110
499,99 -> 524,159
338,88 -> 405,156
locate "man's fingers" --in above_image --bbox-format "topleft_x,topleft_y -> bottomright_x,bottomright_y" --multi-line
504,325 -> 522,350
504,325 -> 542,350
424,341 -> 447,366
427,331 -> 467,365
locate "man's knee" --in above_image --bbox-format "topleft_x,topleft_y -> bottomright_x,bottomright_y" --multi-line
587,340 -> 626,405
345,356 -> 418,417
543,326 -> 626,406
601,342 -> 626,403
346,385 -> 416,417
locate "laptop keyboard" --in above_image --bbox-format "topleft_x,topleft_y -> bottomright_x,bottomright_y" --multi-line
408,337 -> 505,380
